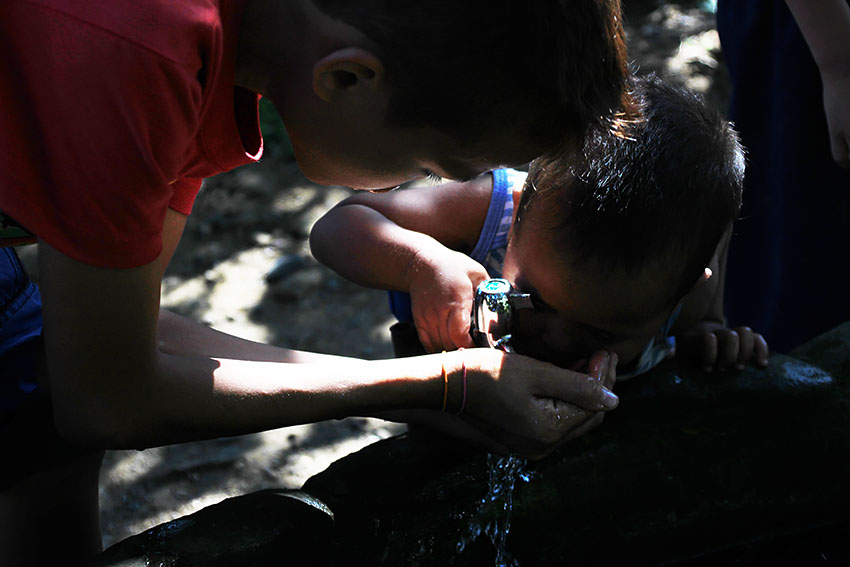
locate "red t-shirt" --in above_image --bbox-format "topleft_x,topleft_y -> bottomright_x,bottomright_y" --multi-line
0,0 -> 262,267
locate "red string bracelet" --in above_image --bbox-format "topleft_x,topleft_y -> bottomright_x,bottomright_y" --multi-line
455,347 -> 467,415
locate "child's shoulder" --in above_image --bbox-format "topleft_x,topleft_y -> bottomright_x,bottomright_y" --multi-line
425,170 -> 503,251
428,169 -> 498,211
493,167 -> 528,211
502,167 -> 529,193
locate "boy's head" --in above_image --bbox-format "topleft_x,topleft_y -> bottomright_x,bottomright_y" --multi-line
270,0 -> 631,189
503,74 -> 745,370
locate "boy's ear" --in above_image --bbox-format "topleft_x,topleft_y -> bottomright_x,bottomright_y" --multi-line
312,47 -> 385,103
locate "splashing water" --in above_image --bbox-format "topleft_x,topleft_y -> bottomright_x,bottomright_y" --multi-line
457,453 -> 533,566
464,289 -> 535,564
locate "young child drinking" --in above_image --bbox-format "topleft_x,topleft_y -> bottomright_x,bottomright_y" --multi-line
310,75 -> 769,378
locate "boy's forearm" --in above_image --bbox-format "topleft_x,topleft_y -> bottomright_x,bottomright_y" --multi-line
785,0 -> 850,74
147,350 -> 443,446
38,238 -> 439,449
158,308 -> 345,363
61,310 -> 447,448
310,203 -> 453,292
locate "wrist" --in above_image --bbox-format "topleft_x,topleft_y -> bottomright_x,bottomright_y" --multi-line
440,348 -> 470,415
444,347 -> 505,414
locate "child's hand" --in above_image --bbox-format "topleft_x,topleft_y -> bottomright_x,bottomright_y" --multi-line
408,250 -> 490,352
376,349 -> 619,459
676,321 -> 769,373
460,348 -> 619,460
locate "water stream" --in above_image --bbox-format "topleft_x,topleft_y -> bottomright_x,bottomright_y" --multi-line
457,453 -> 533,566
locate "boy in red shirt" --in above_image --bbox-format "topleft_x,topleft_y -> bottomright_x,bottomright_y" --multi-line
0,0 -> 630,563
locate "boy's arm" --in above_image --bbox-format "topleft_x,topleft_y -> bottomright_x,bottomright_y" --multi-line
309,175 -> 492,290
673,227 -> 769,371
38,227 -> 618,459
785,0 -> 850,168
310,176 -> 494,351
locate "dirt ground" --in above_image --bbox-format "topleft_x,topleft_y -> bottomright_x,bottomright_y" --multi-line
89,0 -> 730,549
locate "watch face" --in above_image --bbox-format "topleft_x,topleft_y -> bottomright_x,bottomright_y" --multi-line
478,278 -> 512,295
472,279 -> 512,348
472,279 -> 534,351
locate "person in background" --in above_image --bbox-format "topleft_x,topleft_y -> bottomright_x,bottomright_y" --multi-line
716,0 -> 850,353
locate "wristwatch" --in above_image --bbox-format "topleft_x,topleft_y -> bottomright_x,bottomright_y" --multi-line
470,278 -> 533,352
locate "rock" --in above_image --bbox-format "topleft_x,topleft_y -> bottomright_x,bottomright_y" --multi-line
790,321 -> 850,379
264,254 -> 308,284
88,490 -> 334,567
299,351 -> 850,565
90,323 -> 850,566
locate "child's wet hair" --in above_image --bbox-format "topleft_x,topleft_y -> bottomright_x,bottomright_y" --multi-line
311,0 -> 633,152
515,74 -> 745,308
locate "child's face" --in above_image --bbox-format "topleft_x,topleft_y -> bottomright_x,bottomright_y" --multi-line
277,91 -> 541,191
501,222 -> 676,373
287,119 -> 502,190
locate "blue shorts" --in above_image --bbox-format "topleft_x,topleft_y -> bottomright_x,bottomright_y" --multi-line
0,248 -> 95,490
0,247 -> 42,415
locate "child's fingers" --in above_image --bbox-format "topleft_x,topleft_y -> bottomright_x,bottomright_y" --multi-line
714,329 -> 741,371
416,322 -> 439,353
448,306 -> 475,349
754,333 -> 769,367
604,351 -> 618,390
450,329 -> 475,349
733,326 -> 755,370
414,305 -> 460,352
434,311 -> 452,352
697,331 -> 718,372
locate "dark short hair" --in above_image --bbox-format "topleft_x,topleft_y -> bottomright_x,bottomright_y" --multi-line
312,0 -> 631,153
516,74 -> 745,307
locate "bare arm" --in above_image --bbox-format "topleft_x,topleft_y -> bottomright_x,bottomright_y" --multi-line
310,176 -> 495,351
39,239 -> 436,448
785,0 -> 850,72
785,0 -> 850,168
309,176 -> 493,291
156,211 -> 351,365
38,209 -> 617,458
